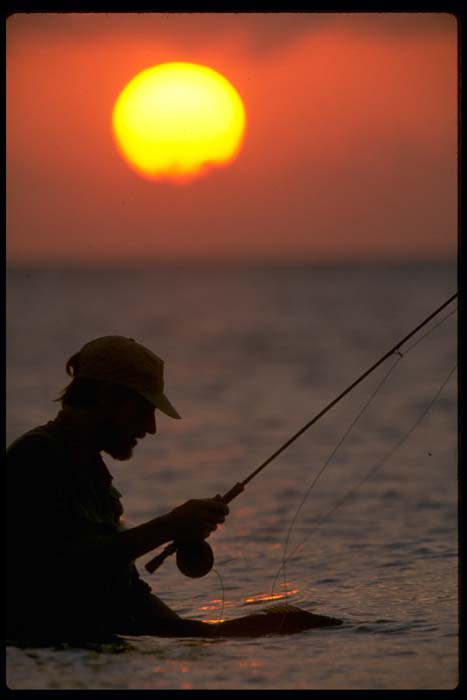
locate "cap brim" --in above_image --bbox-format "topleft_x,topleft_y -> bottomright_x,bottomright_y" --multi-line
144,390 -> 181,419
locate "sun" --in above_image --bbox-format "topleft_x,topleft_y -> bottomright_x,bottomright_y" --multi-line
112,62 -> 246,184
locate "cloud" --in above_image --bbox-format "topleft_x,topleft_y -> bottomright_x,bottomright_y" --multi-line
7,11 -> 455,54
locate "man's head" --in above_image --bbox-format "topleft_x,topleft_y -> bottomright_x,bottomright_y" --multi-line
58,336 -> 180,460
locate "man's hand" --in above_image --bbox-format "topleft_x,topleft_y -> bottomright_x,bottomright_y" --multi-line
164,498 -> 230,541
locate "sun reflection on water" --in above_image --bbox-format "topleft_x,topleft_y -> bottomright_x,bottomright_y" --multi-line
198,583 -> 300,623
201,618 -> 226,624
244,588 -> 299,605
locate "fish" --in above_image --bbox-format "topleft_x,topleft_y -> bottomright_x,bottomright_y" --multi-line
209,604 -> 343,637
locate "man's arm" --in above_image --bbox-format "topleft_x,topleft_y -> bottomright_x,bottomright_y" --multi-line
93,498 -> 229,565
7,435 -> 228,569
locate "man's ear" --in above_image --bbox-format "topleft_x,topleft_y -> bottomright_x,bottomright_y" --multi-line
94,383 -> 115,410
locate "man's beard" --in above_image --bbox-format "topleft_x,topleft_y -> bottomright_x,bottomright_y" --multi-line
101,429 -> 136,461
104,443 -> 134,461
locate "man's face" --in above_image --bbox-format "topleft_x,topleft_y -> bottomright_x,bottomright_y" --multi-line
100,391 -> 157,461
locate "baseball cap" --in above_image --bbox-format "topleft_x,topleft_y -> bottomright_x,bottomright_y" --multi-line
74,336 -> 181,419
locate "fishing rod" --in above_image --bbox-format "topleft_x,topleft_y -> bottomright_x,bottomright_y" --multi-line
145,292 -> 458,578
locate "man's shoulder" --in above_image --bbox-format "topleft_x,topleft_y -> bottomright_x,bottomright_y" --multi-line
6,423 -> 75,503
7,422 -> 65,464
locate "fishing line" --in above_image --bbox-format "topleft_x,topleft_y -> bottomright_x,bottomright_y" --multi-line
276,353 -> 403,598
271,306 -> 457,599
211,568 -> 225,624
271,360 -> 457,598
401,306 -> 457,354
210,303 -> 456,619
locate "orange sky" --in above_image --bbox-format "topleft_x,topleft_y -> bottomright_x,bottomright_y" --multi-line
6,12 -> 458,264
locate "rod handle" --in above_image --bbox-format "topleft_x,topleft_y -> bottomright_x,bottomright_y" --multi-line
145,541 -> 177,574
220,481 -> 245,503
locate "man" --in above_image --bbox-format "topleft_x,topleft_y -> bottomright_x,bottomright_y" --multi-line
7,336 -> 341,642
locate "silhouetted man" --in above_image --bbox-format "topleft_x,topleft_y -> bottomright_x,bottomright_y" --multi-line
7,336 -> 341,642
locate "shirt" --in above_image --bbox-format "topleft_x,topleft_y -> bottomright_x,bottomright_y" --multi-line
6,412 -> 152,642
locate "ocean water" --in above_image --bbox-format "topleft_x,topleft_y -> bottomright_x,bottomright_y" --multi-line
6,261 -> 458,690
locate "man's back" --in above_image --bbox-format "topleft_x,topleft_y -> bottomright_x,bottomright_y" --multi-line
6,416 -> 149,642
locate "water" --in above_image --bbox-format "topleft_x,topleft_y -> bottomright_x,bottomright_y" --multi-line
6,261 -> 458,689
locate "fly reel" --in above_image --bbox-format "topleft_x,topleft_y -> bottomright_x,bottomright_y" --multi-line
175,539 -> 215,578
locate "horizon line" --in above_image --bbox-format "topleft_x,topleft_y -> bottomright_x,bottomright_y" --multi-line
5,254 -> 458,271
